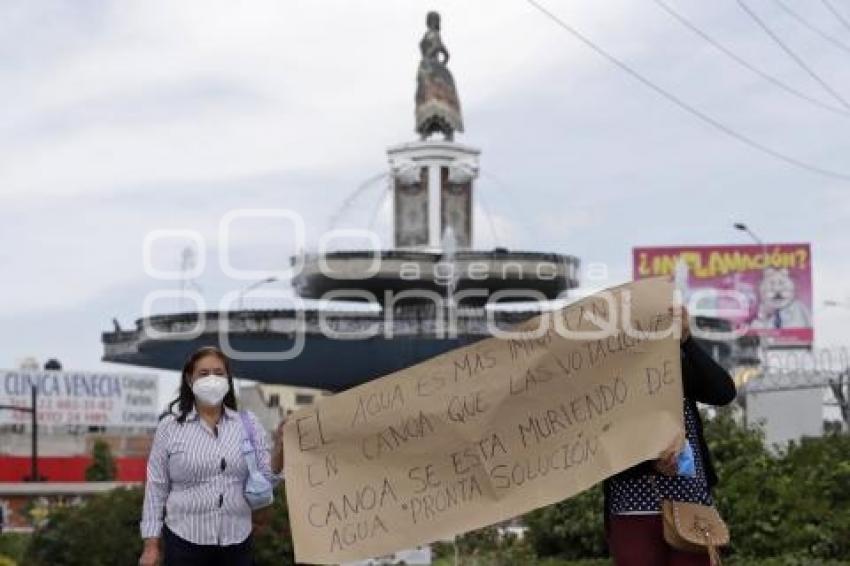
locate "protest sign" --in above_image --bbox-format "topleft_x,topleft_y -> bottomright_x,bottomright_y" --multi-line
283,277 -> 684,563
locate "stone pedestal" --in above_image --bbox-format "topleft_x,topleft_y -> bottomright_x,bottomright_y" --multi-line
387,140 -> 480,250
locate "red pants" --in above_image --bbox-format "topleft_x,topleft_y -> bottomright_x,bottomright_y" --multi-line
608,514 -> 710,566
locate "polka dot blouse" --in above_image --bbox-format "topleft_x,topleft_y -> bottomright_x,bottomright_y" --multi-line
608,400 -> 713,514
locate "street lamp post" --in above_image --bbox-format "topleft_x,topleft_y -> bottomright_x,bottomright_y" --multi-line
733,222 -> 769,265
734,222 -> 770,357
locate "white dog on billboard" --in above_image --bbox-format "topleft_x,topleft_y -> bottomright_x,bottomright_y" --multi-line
751,267 -> 812,329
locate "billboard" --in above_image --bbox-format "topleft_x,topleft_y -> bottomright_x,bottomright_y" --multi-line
633,243 -> 813,347
0,370 -> 159,427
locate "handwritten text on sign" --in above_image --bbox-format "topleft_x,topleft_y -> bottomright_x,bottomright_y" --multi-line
283,278 -> 684,564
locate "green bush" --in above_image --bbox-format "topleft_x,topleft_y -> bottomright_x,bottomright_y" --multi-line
253,483 -> 295,566
769,433 -> 850,558
22,483 -> 297,566
705,408 -> 784,558
706,410 -> 850,560
523,486 -> 606,560
25,486 -> 144,566
0,533 -> 29,564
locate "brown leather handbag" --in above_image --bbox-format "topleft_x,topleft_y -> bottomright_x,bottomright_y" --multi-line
660,500 -> 730,566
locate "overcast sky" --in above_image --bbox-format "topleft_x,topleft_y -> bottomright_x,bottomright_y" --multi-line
1,0 -> 848,403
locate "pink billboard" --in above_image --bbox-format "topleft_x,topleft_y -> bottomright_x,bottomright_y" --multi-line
633,244 -> 813,347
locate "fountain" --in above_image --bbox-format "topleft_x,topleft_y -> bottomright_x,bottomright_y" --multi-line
101,12 -> 580,391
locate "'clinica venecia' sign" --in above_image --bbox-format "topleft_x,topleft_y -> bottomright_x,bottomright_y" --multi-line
0,370 -> 159,427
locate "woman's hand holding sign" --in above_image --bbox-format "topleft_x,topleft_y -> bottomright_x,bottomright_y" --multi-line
654,432 -> 685,476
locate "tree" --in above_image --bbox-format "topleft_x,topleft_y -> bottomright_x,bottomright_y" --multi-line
85,439 -> 117,482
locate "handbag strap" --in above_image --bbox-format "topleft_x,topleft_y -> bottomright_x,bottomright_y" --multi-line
707,536 -> 722,566
238,411 -> 261,473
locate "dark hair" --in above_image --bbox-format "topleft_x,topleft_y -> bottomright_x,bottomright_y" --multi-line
166,346 -> 238,423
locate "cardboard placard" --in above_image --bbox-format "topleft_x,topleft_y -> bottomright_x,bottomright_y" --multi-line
283,278 -> 683,564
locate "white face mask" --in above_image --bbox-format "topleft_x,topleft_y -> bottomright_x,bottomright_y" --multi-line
192,375 -> 229,407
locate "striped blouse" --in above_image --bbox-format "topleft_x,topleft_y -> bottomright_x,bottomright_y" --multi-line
140,406 -> 279,546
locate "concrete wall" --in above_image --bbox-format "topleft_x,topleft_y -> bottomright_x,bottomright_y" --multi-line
746,387 -> 824,448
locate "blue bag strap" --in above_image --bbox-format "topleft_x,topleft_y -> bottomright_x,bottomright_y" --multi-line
238,411 -> 261,472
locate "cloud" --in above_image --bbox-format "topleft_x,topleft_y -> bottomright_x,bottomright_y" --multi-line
0,0 -> 644,202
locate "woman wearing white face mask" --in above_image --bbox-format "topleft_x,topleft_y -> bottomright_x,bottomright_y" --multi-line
138,346 -> 286,566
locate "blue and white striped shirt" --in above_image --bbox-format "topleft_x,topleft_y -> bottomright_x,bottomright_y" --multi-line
140,406 -> 279,545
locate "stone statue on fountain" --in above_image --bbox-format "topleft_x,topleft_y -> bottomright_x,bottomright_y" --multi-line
415,11 -> 464,141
